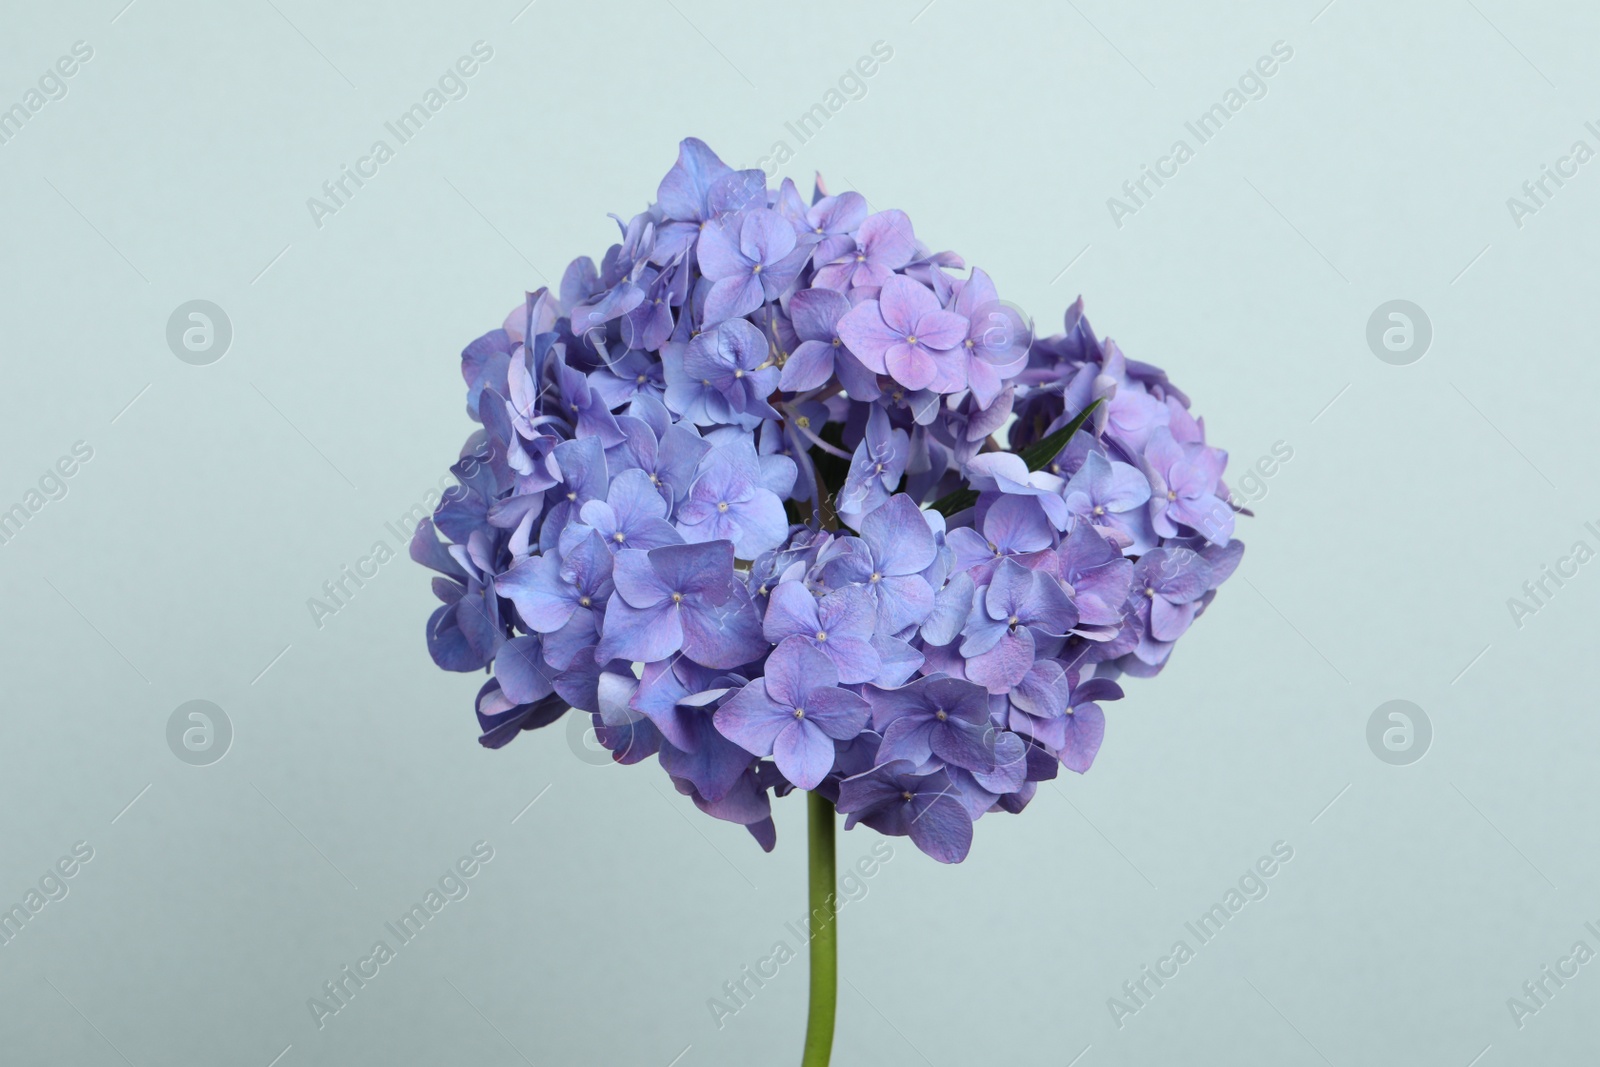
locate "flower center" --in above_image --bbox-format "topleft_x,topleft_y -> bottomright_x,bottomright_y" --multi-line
734,368 -> 744,378
831,337 -> 841,347
751,263 -> 763,274
1144,587 -> 1155,598
934,709 -> 947,722
815,630 -> 828,641
906,334 -> 918,345
566,491 -> 577,501
649,473 -> 660,484
717,501 -> 729,512
855,254 -> 866,262
1093,505 -> 1105,516
1166,490 -> 1177,501
793,707 -> 806,719
1008,615 -> 1019,627
869,572 -> 881,583
901,790 -> 914,802
579,596 -> 592,607
613,531 -> 626,543
796,415 -> 811,428
636,374 -> 647,384
672,592 -> 684,603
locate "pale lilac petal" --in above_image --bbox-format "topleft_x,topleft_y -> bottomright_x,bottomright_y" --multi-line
729,489 -> 790,558
1060,704 -> 1106,773
774,719 -> 837,789
861,495 -> 937,576
779,340 -> 835,392
789,287 -> 851,341
682,585 -> 766,668
1149,595 -> 1197,642
762,580 -> 821,643
494,555 -> 575,633
740,208 -> 797,263
869,636 -> 923,689
703,274 -> 765,324
714,681 -> 789,756
765,636 -> 838,706
801,687 -> 871,740
595,596 -> 682,663
656,137 -> 731,221
907,792 -> 972,863
819,634 -> 880,685
836,300 -> 899,374
694,218 -> 748,280
965,628 -> 1035,693
876,275 -> 939,335
610,548 -> 671,608
885,343 -> 936,391
858,211 -> 917,274
913,309 -> 969,351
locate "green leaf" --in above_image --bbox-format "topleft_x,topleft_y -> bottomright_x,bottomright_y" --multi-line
926,399 -> 1102,518
928,486 -> 978,518
1017,398 -> 1102,472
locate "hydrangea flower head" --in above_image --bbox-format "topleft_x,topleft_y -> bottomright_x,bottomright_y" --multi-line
414,138 -> 1246,862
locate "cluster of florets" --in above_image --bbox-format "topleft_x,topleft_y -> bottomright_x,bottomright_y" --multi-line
414,138 -> 1244,862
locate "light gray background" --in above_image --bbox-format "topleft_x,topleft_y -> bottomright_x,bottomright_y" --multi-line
2,0 -> 1595,1064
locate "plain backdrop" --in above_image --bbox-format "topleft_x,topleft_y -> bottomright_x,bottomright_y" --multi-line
2,1 -> 1598,1064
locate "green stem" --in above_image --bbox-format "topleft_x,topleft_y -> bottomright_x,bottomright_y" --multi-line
801,790 -> 837,1067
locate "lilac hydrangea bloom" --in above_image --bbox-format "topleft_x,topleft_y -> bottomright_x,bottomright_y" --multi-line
813,210 -> 918,290
415,138 -> 1245,862
821,493 -> 937,633
960,558 -> 1079,694
596,540 -> 764,669
763,581 -> 881,684
1062,451 -> 1152,550
835,761 -> 974,863
676,440 -> 791,558
779,287 -> 875,397
1143,428 -> 1235,545
838,275 -> 968,393
715,637 -> 870,789
697,209 -> 809,324
865,674 -> 998,771
568,468 -> 683,552
947,494 -> 1055,583
836,407 -> 907,527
